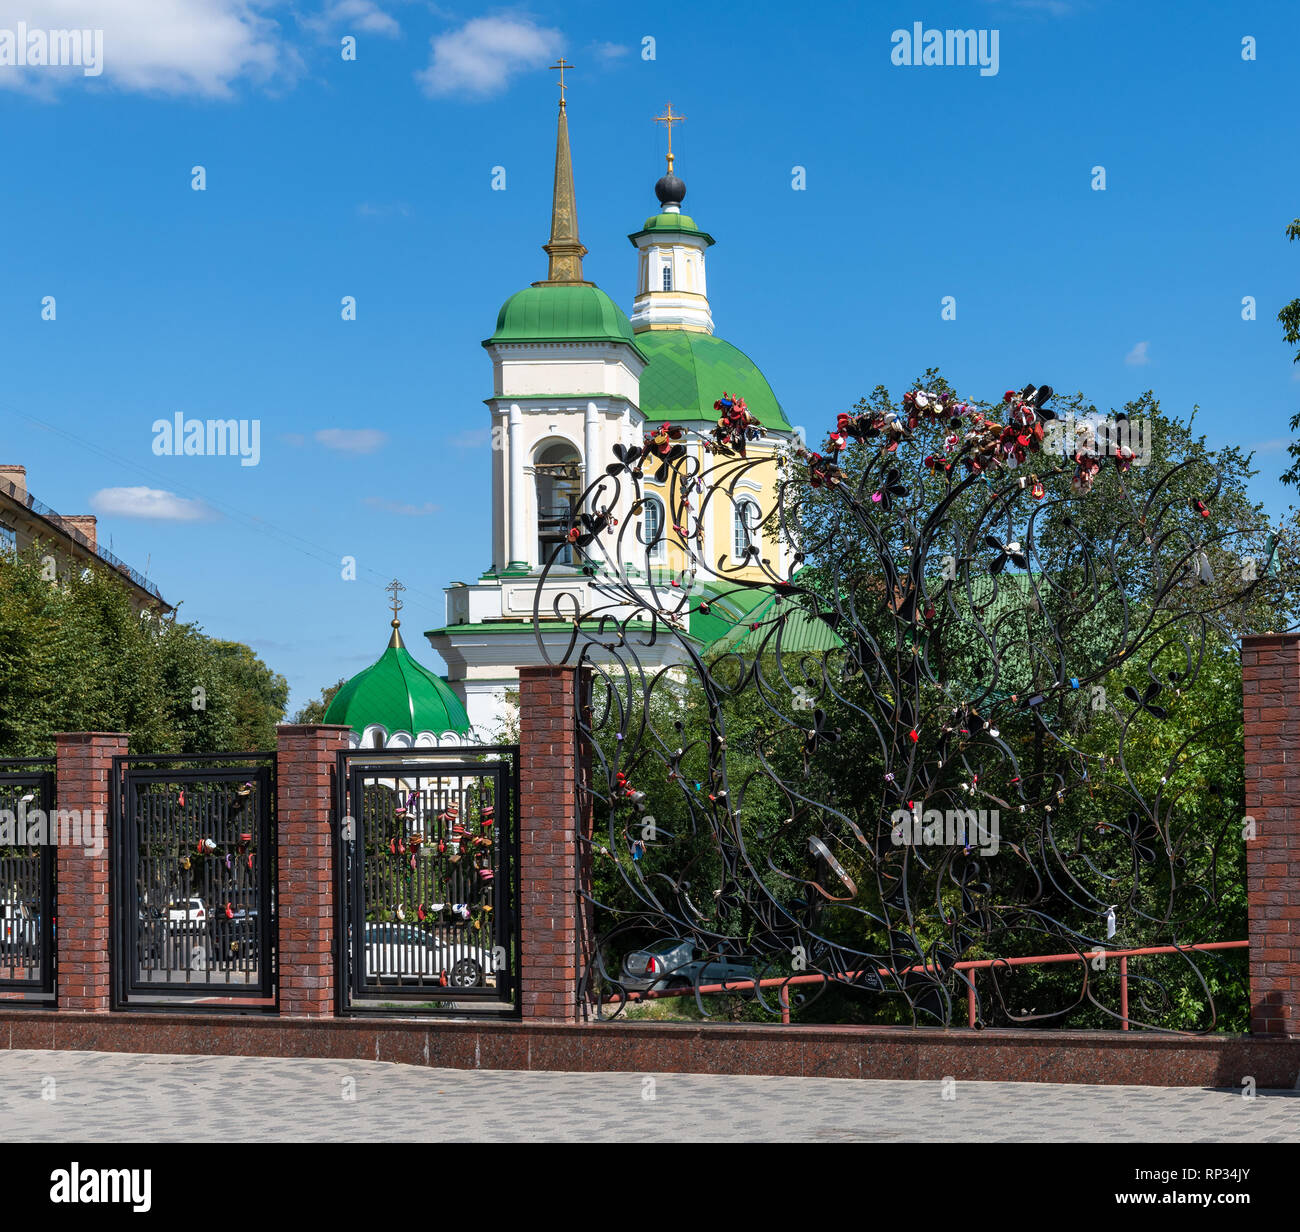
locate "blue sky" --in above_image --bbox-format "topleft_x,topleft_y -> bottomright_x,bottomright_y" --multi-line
2,0 -> 1298,711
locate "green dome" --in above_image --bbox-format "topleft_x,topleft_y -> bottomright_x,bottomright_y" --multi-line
635,330 -> 791,430
324,629 -> 470,738
628,213 -> 715,245
486,284 -> 640,348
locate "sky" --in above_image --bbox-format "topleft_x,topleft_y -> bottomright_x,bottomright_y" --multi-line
2,0 -> 1298,712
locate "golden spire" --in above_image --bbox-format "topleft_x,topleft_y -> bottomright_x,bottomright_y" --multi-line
386,577 -> 405,648
653,102 -> 686,174
536,60 -> 591,286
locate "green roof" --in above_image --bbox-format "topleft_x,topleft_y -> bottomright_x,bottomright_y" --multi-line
628,213 -> 715,245
486,284 -> 645,354
635,330 -> 791,430
324,629 -> 470,737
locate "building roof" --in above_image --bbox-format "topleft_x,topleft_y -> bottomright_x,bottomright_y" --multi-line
628,212 -> 715,245
324,625 -> 470,737
635,329 -> 791,430
485,284 -> 645,355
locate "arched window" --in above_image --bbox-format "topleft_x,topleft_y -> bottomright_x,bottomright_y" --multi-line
534,440 -> 583,566
642,495 -> 666,562
733,499 -> 761,560
662,263 -> 672,292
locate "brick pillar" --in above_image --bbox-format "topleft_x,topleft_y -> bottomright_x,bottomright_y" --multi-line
518,666 -> 593,1022
55,732 -> 127,1012
1241,634 -> 1300,1036
276,724 -> 350,1018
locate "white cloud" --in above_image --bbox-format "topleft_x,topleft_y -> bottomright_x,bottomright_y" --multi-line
315,428 -> 388,453
91,486 -> 212,521
417,15 -> 562,100
588,40 -> 627,62
450,427 -> 489,448
1124,341 -> 1150,366
302,0 -> 400,39
0,0 -> 292,98
357,200 -> 412,217
364,497 -> 440,516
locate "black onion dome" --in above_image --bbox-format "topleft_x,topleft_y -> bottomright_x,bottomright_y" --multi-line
655,172 -> 686,206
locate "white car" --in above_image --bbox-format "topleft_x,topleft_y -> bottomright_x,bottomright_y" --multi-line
363,923 -> 494,988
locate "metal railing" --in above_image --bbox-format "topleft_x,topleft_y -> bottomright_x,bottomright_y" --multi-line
609,940 -> 1250,1030
0,475 -> 167,603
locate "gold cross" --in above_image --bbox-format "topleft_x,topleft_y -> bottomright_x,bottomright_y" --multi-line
385,578 -> 405,621
653,102 -> 686,172
550,57 -> 573,107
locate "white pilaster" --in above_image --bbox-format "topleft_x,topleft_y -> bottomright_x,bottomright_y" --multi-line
508,403 -> 527,567
584,401 -> 599,510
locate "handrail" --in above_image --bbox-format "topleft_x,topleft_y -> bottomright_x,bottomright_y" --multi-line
608,939 -> 1250,1029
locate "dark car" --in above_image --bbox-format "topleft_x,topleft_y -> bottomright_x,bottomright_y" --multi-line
620,938 -> 757,994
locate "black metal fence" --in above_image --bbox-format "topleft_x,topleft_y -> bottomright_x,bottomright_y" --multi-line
336,748 -> 518,1016
0,759 -> 56,1001
110,754 -> 276,1010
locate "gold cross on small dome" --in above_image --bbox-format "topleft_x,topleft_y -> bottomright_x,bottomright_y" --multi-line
386,578 -> 406,624
549,57 -> 573,107
653,102 -> 686,172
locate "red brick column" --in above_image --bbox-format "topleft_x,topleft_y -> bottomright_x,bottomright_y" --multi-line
1241,634 -> 1300,1036
517,666 -> 593,1022
55,732 -> 127,1012
276,724 -> 350,1018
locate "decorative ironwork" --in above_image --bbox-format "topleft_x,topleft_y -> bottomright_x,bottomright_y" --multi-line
534,382 -> 1293,1030
111,755 -> 275,1008
0,760 -> 56,1000
335,748 -> 518,1016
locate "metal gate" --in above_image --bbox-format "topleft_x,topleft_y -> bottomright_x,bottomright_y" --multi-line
336,748 -> 518,1016
0,759 -> 57,1001
111,754 -> 276,1008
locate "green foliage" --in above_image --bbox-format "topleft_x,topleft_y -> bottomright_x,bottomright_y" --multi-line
1277,217 -> 1300,492
0,544 -> 287,755
292,678 -> 347,725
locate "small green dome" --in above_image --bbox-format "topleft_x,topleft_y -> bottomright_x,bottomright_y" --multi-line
324,629 -> 470,738
635,330 -> 791,430
628,213 -> 715,245
486,284 -> 639,347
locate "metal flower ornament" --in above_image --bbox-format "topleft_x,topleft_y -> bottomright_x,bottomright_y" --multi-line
534,378 -> 1292,1030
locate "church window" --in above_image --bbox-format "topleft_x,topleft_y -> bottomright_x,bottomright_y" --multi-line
534,440 -> 584,567
734,499 -> 761,560
662,263 -> 672,291
643,495 -> 666,563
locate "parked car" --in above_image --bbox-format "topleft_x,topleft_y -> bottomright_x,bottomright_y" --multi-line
363,923 -> 493,988
166,898 -> 208,931
0,901 -> 39,953
620,938 -> 757,994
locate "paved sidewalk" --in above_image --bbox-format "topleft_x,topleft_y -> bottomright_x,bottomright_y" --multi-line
0,1050 -> 1296,1142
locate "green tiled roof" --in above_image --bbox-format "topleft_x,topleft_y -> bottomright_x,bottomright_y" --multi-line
707,589 -> 845,656
324,629 -> 470,736
628,213 -> 715,245
635,330 -> 791,430
485,284 -> 645,355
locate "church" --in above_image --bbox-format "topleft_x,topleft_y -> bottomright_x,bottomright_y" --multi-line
329,72 -> 814,745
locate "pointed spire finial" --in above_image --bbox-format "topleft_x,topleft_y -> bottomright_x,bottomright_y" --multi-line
385,578 -> 406,646
549,57 -> 572,108
536,66 -> 592,286
653,102 -> 686,174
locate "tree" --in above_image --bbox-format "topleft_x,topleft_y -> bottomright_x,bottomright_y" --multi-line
0,544 -> 287,755
556,375 -> 1294,1030
1277,217 -> 1300,490
292,678 -> 347,725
